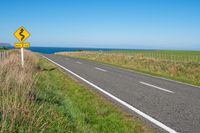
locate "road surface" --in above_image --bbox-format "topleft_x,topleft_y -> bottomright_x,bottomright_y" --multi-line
43,54 -> 200,133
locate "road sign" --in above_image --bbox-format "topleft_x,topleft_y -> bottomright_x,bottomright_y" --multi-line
15,43 -> 30,48
14,26 -> 31,68
14,26 -> 30,43
14,43 -> 23,48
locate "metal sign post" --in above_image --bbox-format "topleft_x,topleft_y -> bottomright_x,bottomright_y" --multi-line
21,48 -> 24,68
14,26 -> 30,68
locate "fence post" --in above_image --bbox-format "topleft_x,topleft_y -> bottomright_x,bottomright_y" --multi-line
0,51 -> 9,60
3,51 -> 5,59
6,51 -> 8,58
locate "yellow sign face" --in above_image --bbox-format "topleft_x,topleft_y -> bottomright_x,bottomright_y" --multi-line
14,26 -> 30,43
15,43 -> 30,48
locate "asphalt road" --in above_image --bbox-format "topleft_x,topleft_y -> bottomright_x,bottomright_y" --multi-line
43,54 -> 200,133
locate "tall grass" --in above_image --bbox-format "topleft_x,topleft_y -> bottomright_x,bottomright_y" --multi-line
0,50 -> 46,132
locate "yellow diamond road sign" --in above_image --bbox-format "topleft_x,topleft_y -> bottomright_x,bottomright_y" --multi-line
14,26 -> 30,43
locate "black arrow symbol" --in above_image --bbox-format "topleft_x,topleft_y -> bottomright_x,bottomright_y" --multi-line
19,28 -> 25,41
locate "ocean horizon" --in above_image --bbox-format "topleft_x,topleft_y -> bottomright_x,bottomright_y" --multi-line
8,46 -> 157,54
7,46 -> 200,54
28,47 -> 118,54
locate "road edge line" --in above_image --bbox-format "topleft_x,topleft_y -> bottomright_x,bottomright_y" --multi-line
43,55 -> 178,133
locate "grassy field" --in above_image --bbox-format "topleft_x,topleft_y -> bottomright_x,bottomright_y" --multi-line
0,50 -> 154,133
107,50 -> 200,63
57,50 -> 200,86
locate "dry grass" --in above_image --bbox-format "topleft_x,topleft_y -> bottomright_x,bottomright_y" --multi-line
57,51 -> 200,86
0,50 -> 46,132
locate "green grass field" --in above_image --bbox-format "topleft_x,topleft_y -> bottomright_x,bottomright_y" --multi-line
0,51 -> 154,133
57,50 -> 200,86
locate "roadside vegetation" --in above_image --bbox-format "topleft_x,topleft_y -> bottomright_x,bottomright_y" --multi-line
57,51 -> 200,86
0,50 -> 153,133
110,50 -> 200,63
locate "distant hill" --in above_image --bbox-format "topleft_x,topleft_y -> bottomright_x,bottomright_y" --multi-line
0,43 -> 11,48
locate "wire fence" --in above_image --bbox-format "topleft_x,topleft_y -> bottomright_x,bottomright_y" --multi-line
0,51 -> 9,60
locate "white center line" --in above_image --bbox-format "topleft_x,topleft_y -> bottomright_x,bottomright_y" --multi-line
76,61 -> 82,64
140,81 -> 175,94
43,56 -> 178,133
95,67 -> 107,72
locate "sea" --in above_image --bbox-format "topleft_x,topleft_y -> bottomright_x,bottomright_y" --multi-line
10,47 -> 132,54
8,46 -> 154,54
28,47 -> 116,54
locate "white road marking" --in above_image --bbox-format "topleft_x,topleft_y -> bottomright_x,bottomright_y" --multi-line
76,61 -> 82,64
43,56 -> 178,133
140,81 -> 175,94
95,67 -> 107,72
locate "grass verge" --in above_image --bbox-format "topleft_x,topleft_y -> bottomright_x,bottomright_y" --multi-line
0,51 -> 154,132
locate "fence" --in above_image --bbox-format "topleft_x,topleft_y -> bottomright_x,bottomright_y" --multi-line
0,51 -> 9,60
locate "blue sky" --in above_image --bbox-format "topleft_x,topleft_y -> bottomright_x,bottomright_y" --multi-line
0,0 -> 200,50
